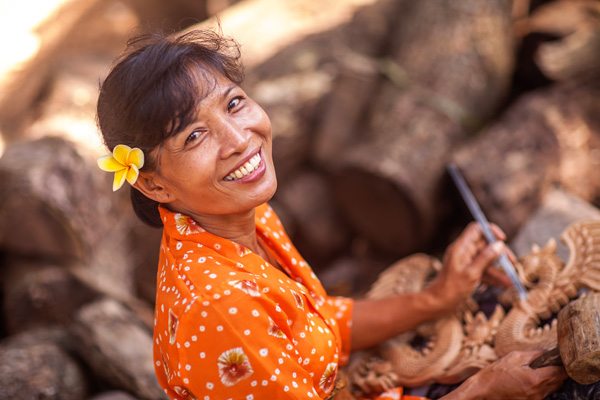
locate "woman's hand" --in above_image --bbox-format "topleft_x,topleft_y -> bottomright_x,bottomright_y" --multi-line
445,351 -> 568,400
426,222 -> 507,314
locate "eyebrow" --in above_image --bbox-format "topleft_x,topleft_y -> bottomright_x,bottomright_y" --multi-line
221,84 -> 236,101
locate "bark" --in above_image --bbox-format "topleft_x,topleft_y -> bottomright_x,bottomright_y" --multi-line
0,329 -> 88,400
514,0 -> 600,82
182,0 -> 385,180
183,0 -> 381,69
334,0 -> 515,255
130,219 -> 162,304
537,27 -> 600,82
312,0 -> 407,168
89,392 -> 140,400
0,0 -> 107,136
126,0 -> 209,32
0,137 -> 136,298
26,57 -> 116,154
454,80 -> 600,238
275,170 -> 350,267
2,258 -> 101,334
70,298 -> 166,400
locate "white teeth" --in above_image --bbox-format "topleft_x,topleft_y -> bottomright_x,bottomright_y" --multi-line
225,152 -> 262,181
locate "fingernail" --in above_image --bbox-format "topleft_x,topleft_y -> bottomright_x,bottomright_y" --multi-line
492,242 -> 504,254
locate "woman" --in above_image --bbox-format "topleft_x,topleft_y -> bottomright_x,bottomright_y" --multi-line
96,30 -> 566,399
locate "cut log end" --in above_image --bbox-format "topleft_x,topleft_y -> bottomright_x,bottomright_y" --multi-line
334,165 -> 424,255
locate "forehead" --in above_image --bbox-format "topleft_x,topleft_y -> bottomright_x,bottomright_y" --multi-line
187,64 -> 236,105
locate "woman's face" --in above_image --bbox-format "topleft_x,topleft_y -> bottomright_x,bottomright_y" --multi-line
146,70 -> 277,218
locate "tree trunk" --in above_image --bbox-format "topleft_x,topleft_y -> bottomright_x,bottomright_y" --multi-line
126,0 -> 209,32
0,329 -> 88,400
312,0 -> 406,169
70,298 -> 165,400
334,0 -> 515,255
514,0 -> 600,82
454,80 -> 600,238
0,0 -> 107,136
2,258 -> 100,335
275,170 -> 350,267
0,137 -> 136,298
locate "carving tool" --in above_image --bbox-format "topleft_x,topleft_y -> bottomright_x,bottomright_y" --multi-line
447,163 -> 528,301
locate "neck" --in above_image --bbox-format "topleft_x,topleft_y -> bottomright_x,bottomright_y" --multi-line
177,207 -> 260,252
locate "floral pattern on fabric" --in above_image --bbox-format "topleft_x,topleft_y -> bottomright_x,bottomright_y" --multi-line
174,213 -> 204,236
267,317 -> 287,339
320,362 -> 338,394
217,347 -> 254,386
228,279 -> 261,297
152,203 -> 422,400
168,309 -> 178,345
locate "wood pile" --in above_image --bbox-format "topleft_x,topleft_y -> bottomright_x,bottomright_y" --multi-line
0,0 -> 598,397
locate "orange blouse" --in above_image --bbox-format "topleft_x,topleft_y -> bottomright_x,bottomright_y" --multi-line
152,203 -> 422,400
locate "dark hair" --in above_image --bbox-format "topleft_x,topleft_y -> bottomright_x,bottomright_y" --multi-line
97,30 -> 244,227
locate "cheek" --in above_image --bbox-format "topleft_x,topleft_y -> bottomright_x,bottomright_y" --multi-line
247,102 -> 272,139
165,154 -> 214,187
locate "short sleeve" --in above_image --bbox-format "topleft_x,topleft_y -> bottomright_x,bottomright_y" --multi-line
164,294 -> 329,399
325,296 -> 354,365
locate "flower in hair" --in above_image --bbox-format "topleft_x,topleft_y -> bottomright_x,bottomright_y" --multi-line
97,144 -> 144,191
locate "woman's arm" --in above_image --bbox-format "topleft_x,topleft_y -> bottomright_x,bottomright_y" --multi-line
350,222 -> 504,350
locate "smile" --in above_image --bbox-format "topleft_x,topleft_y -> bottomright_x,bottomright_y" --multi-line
224,152 -> 263,181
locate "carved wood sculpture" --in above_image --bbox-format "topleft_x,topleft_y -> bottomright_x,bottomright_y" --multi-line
348,221 -> 600,396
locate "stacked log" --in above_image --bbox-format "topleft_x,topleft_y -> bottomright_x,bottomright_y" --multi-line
515,0 -> 600,81
333,0 -> 515,255
454,79 -> 600,237
2,258 -> 101,334
0,328 -> 89,399
276,170 -> 350,266
1,0 -> 599,397
0,0 -> 108,136
0,137 -> 135,297
70,298 -> 164,399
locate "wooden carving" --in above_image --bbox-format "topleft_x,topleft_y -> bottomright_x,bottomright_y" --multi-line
349,221 -> 600,396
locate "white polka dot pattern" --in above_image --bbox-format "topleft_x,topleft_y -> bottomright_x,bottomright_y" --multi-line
152,204 -> 355,400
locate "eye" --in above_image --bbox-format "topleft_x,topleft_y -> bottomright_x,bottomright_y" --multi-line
227,96 -> 244,112
185,129 -> 204,145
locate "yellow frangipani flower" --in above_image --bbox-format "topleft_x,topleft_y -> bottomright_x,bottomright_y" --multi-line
97,144 -> 145,191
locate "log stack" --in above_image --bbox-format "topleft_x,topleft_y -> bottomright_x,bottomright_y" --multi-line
332,0 -> 515,254
0,0 -> 599,397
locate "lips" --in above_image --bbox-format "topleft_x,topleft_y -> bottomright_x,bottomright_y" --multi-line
224,150 -> 262,181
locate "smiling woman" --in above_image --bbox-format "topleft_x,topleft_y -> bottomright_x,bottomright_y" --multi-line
95,29 -> 566,400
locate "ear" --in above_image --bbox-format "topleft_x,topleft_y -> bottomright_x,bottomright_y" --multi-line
133,171 -> 175,204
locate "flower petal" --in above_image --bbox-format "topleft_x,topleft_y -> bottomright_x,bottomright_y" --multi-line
113,144 -> 132,165
113,168 -> 127,191
126,165 -> 139,185
127,148 -> 144,169
97,155 -> 125,172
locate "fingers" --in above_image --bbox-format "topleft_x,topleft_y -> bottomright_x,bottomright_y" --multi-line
491,223 -> 507,241
471,242 -> 504,275
458,222 -> 484,245
482,267 -> 512,288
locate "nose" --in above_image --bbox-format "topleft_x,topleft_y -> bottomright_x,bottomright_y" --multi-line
218,118 -> 250,159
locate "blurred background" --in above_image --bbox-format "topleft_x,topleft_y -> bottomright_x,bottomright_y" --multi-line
0,0 -> 598,398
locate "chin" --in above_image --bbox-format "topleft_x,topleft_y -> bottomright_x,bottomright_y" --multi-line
256,172 -> 278,205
